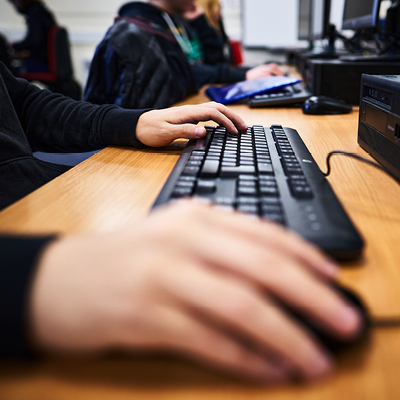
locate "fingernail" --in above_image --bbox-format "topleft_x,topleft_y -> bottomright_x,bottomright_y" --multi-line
195,126 -> 205,137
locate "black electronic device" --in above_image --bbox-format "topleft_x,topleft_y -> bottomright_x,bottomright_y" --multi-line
342,0 -> 381,30
302,58 -> 400,104
310,0 -> 332,40
386,1 -> 400,35
358,74 -> 400,182
298,0 -> 313,41
152,124 -> 364,260
248,83 -> 312,108
294,283 -> 370,353
301,0 -> 340,60
303,95 -> 353,114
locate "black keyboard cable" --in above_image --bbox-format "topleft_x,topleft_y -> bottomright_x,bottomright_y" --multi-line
323,150 -> 392,178
324,150 -> 400,327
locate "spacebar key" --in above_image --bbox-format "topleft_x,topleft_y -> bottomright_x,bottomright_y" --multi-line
220,166 -> 255,177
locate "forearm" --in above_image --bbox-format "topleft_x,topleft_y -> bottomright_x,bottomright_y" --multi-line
2,64 -> 148,152
191,63 -> 248,87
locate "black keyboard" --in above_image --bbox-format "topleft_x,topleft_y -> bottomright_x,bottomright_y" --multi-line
248,83 -> 312,108
152,125 -> 363,260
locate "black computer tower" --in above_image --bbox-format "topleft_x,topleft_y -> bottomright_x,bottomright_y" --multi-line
302,59 -> 400,104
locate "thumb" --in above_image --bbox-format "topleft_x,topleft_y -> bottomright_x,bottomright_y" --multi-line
171,124 -> 206,140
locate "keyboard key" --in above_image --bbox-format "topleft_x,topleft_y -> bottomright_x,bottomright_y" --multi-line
176,181 -> 195,189
195,179 -> 217,194
187,160 -> 202,166
259,186 -> 279,196
172,187 -> 193,198
183,166 -> 200,176
220,165 -> 255,177
237,204 -> 259,215
258,163 -> 274,175
236,197 -> 259,205
200,160 -> 220,178
261,212 -> 285,224
238,186 -> 258,196
289,184 -> 313,199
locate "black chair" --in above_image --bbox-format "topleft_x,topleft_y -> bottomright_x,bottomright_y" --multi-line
16,25 -> 82,100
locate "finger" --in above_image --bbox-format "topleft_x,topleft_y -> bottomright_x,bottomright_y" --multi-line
269,64 -> 285,76
178,214 -> 361,338
200,102 -> 248,131
222,213 -> 338,279
170,103 -> 246,134
168,123 -> 207,141
183,106 -> 239,134
182,203 -> 338,280
153,306 -> 291,382
163,202 -> 359,336
166,261 -> 334,381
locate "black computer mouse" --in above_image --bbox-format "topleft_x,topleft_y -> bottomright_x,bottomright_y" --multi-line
302,95 -> 353,115
297,283 -> 370,354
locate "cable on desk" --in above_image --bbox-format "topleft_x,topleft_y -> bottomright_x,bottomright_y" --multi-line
323,151 -> 392,178
324,152 -> 400,327
371,318 -> 400,327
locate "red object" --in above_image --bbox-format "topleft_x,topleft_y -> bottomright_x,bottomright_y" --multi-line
229,39 -> 244,66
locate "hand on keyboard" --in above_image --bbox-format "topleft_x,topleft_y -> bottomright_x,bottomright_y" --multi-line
246,63 -> 285,80
136,102 -> 247,147
31,201 -> 362,383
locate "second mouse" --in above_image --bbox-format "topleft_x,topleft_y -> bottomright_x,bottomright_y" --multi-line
303,96 -> 353,115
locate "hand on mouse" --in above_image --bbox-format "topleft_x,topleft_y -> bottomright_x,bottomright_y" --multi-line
136,102 -> 247,147
29,201 -> 362,383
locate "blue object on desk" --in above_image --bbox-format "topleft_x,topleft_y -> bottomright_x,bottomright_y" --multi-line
205,76 -> 302,105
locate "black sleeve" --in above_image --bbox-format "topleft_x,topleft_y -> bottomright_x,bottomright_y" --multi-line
187,15 -> 225,65
1,63 -> 149,152
191,62 -> 248,87
0,235 -> 55,358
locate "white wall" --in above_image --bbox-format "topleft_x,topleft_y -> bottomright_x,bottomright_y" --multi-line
241,0 -> 350,48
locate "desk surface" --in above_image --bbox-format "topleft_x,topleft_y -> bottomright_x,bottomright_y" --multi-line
1,89 -> 400,399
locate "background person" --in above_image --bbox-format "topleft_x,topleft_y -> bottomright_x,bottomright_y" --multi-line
120,0 -> 285,86
84,0 -> 285,110
7,0 -> 56,73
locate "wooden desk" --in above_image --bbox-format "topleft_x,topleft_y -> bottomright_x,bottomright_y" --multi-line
1,90 -> 400,399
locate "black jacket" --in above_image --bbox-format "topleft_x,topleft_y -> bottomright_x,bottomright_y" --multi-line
85,2 -> 248,109
85,17 -> 198,109
117,2 -> 248,88
12,4 -> 56,66
0,62 -> 147,357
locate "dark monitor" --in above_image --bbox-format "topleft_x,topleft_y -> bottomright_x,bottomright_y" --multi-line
342,0 -> 381,30
386,1 -> 400,34
298,0 -> 313,40
309,0 -> 332,40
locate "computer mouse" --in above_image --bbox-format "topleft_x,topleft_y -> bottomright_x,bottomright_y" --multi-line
298,283 -> 370,354
302,95 -> 353,115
